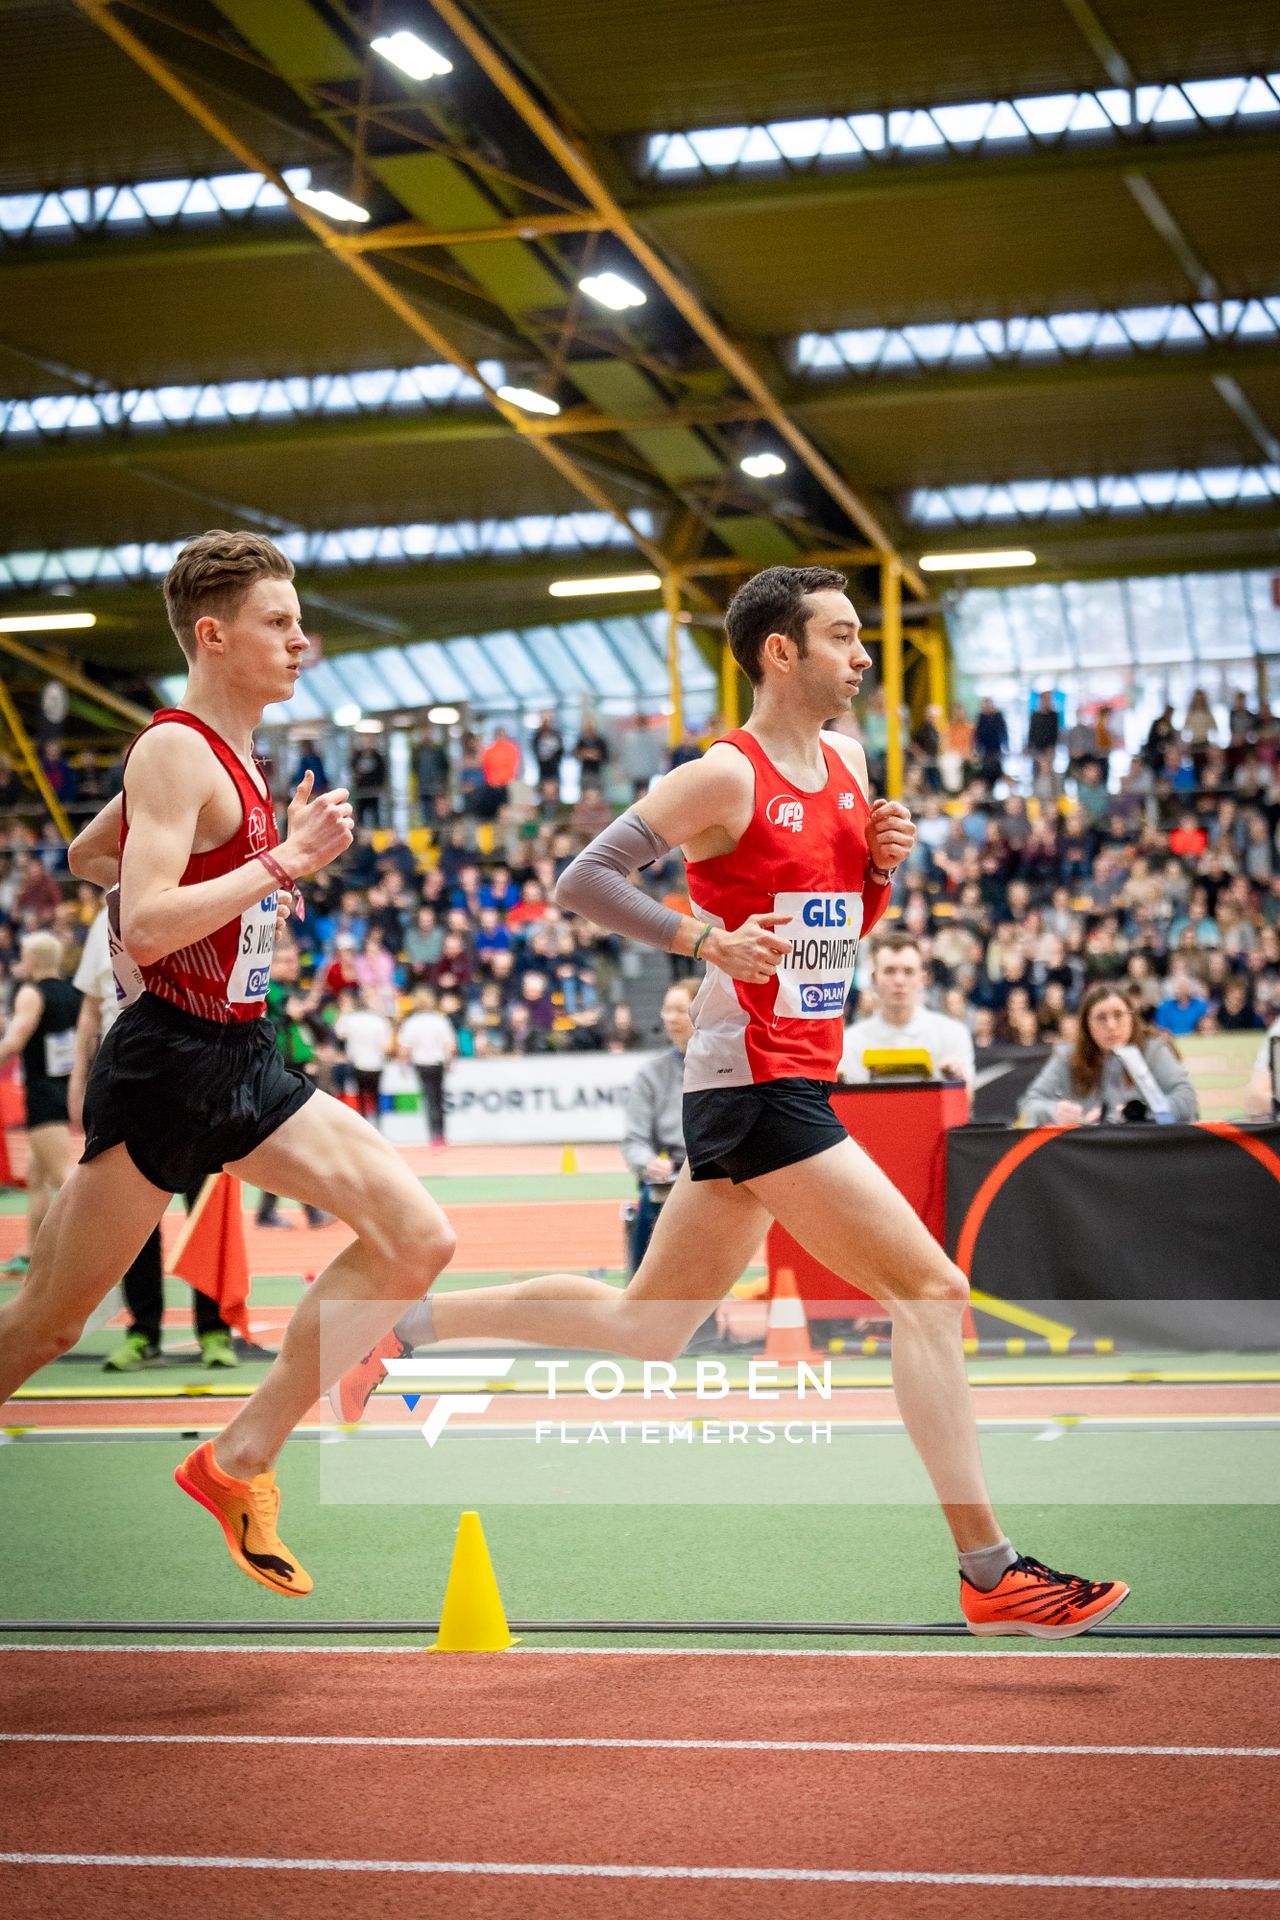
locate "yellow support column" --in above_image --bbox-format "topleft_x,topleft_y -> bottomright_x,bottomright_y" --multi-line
0,677 -> 72,841
880,558 -> 904,799
663,573 -> 684,748
719,637 -> 741,729
919,625 -> 948,716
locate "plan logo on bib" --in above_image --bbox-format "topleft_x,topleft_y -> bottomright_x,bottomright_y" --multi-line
766,794 -> 805,834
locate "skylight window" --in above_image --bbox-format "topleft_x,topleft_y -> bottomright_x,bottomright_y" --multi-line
907,466 -> 1280,525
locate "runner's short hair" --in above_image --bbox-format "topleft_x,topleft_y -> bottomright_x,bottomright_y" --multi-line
871,928 -> 924,967
163,530 -> 295,662
724,565 -> 848,684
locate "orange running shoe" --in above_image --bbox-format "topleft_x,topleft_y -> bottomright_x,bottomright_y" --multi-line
174,1441 -> 313,1598
327,1328 -> 412,1425
961,1554 -> 1129,1639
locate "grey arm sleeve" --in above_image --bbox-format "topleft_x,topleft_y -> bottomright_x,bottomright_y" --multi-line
554,810 -> 686,951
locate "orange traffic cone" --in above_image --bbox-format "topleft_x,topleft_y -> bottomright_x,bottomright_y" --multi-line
764,1267 -> 819,1366
168,1173 -> 251,1337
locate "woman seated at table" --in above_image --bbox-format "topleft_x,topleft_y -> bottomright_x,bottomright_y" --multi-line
1017,983 -> 1198,1128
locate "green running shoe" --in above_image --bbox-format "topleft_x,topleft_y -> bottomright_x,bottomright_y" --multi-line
0,1253 -> 31,1277
199,1329 -> 239,1369
103,1331 -> 162,1372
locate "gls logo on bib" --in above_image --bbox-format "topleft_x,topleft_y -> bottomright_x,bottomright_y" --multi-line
765,795 -> 805,834
770,891 -> 864,1020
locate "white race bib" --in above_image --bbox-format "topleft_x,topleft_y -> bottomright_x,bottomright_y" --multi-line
105,885 -> 146,1009
43,1029 -> 76,1079
771,891 -> 863,1020
228,890 -> 278,1005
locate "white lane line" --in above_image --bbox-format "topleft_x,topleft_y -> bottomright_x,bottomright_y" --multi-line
2,1732 -> 1275,1759
0,1644 -> 1277,1659
0,1854 -> 1276,1890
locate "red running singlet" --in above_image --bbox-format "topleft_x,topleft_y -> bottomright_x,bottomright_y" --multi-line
684,729 -> 890,1088
119,710 -> 281,1025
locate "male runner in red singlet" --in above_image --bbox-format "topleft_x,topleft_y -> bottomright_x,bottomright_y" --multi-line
336,566 -> 1128,1637
0,531 -> 456,1597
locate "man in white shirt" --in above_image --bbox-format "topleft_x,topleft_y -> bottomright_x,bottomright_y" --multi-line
335,989 -> 394,1130
398,987 -> 457,1149
840,929 -> 975,1096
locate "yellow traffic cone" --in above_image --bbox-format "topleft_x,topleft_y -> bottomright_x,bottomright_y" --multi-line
429,1511 -> 518,1652
559,1144 -> 578,1174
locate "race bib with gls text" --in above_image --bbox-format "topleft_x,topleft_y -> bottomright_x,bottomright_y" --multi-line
770,891 -> 864,1020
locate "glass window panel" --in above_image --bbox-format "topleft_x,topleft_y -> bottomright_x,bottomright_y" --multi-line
555,622 -> 636,695
1002,584 -> 1071,671
405,643 -> 472,703
366,647 -> 436,706
294,660 -> 357,713
327,653 -> 393,709
678,626 -> 717,692
1243,570 -> 1280,658
1125,575 -> 1194,663
479,630 -> 553,698
947,589 -> 1014,674
1184,572 -> 1252,658
1060,580 -> 1130,666
519,624 -> 594,695
444,637 -> 507,700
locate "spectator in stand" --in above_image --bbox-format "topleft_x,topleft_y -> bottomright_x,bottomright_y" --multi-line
334,987 -> 394,1127
1018,983 -> 1196,1126
354,924 -> 397,1012
1217,978 -> 1263,1031
1144,704 -> 1177,774
939,703 -> 973,793
1183,688 -> 1216,777
351,737 -> 388,829
575,717 -> 610,791
15,854 -> 62,925
973,696 -> 1009,792
1226,690 -> 1257,771
413,728 -> 452,822
1064,713 -> 1097,784
668,728 -> 702,771
840,930 -> 975,1096
322,934 -> 361,998
1155,965 -> 1210,1035
480,725 -> 521,818
1075,762 -> 1111,823
1169,812 -> 1209,860
0,753 -> 23,811
910,705 -> 943,792
602,1003 -> 641,1051
1028,691 -> 1060,761
291,737 -> 330,794
531,712 -> 564,809
398,986 -> 457,1149
403,906 -> 443,978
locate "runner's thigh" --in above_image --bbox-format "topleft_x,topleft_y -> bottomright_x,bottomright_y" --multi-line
746,1136 -> 961,1304
624,1165 -> 770,1305
226,1087 -> 451,1250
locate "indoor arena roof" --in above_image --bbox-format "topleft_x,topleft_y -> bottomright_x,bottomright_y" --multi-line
1,0 -> 1278,687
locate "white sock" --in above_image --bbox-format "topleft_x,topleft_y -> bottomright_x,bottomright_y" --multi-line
958,1537 -> 1018,1591
394,1294 -> 435,1348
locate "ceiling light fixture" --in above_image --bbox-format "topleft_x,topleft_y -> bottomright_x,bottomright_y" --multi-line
371,30 -> 453,81
918,549 -> 1037,572
0,611 -> 97,633
497,385 -> 561,417
740,452 -> 787,479
548,573 -> 662,598
333,703 -> 362,727
292,184 -> 370,224
427,705 -> 461,725
353,718 -> 385,734
578,271 -> 647,312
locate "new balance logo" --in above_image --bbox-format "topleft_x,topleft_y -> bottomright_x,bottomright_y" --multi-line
382,1354 -> 517,1445
837,791 -> 856,810
766,795 -> 805,833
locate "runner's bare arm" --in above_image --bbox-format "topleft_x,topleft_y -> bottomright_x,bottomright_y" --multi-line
0,983 -> 44,1066
120,730 -> 353,967
556,749 -> 791,983
67,794 -> 123,889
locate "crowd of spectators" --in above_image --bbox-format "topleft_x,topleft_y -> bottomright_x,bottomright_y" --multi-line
1,685 -> 1278,1127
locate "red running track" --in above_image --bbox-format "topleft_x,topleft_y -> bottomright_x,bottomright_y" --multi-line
1,1649 -> 1277,1919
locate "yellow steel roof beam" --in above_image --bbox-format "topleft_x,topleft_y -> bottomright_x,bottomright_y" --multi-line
426,0 -> 924,599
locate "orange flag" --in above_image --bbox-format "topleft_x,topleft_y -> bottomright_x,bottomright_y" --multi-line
169,1172 -> 251,1338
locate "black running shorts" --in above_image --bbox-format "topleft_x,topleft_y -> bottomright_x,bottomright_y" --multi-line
82,992 -> 314,1194
683,1077 -> 847,1184
25,1083 -> 70,1130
